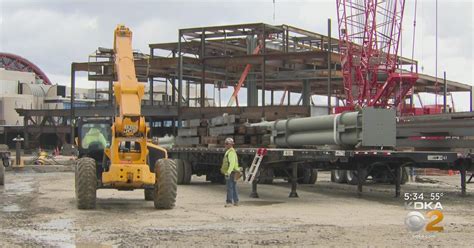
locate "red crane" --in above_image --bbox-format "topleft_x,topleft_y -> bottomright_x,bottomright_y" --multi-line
336,0 -> 418,113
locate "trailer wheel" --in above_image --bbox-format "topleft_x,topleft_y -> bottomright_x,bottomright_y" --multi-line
332,170 -> 347,183
298,168 -> 310,184
154,159 -> 177,209
182,160 -> 192,185
175,159 -> 185,185
401,167 -> 409,185
346,169 -> 367,185
258,168 -> 274,184
309,169 -> 318,184
0,163 -> 4,186
393,167 -> 409,185
75,157 -> 97,210
209,174 -> 226,184
298,168 -> 318,184
144,189 -> 154,201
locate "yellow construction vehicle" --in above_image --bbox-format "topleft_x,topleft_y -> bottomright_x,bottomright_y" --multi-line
75,25 -> 177,209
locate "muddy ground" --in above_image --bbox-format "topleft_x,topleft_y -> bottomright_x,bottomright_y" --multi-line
0,167 -> 473,247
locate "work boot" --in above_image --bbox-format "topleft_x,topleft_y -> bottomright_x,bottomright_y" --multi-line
225,203 -> 232,208
233,202 -> 239,206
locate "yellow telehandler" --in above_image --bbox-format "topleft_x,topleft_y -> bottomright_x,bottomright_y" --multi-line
75,25 -> 177,209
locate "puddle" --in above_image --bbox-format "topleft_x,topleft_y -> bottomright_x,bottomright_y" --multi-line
3,180 -> 35,196
147,222 -> 291,234
14,229 -> 75,248
41,218 -> 73,230
13,219 -> 75,247
2,204 -> 22,212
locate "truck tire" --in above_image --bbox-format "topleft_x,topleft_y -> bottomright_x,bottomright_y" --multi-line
259,168 -> 274,184
346,169 -> 367,185
209,174 -> 226,184
154,159 -> 178,209
175,159 -> 185,185
182,160 -> 192,185
401,167 -> 409,185
332,170 -> 347,183
0,164 -> 4,186
309,169 -> 318,184
298,168 -> 312,184
75,157 -> 97,209
144,189 -> 154,201
393,167 -> 409,185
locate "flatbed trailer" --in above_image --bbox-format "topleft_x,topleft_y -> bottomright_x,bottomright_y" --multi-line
168,146 -> 472,198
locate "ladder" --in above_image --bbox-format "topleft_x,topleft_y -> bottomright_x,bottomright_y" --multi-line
244,148 -> 267,184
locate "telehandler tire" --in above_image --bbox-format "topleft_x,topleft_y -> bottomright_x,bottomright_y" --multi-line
154,159 -> 177,209
144,189 -> 154,201
75,157 -> 97,209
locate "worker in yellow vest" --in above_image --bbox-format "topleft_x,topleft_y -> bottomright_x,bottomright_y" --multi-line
220,137 -> 240,207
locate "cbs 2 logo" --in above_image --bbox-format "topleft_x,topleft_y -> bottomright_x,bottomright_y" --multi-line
405,210 -> 444,232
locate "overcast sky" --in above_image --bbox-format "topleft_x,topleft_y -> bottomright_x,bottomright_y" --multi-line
1,0 -> 473,109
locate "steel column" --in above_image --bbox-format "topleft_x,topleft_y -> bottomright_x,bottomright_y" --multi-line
471,86 -> 474,112
246,35 -> 258,107
70,63 -> 76,144
443,71 -> 447,113
149,47 -> 154,106
172,52 -> 176,106
327,18 -> 332,114
178,31 -> 183,127
271,90 -> 274,106
302,80 -> 310,106
200,29 -> 206,107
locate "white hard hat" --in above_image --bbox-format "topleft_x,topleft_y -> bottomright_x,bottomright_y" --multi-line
225,137 -> 234,144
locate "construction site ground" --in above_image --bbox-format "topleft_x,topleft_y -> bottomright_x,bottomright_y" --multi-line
0,167 -> 473,247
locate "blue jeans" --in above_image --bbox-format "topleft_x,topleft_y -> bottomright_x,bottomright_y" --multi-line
226,172 -> 239,204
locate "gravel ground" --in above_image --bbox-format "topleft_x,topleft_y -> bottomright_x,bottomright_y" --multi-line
0,167 -> 473,247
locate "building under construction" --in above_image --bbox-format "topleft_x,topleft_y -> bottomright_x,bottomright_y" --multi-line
11,22 -> 473,149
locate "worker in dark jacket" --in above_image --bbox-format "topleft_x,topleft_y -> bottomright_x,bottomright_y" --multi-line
220,137 -> 240,207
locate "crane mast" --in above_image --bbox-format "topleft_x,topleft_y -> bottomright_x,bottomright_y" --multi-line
336,0 -> 418,113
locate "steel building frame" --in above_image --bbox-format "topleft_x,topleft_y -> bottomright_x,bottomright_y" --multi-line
9,23 -> 474,149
